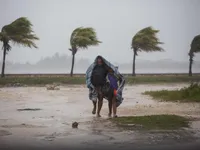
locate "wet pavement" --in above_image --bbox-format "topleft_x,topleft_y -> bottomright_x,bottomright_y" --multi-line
0,84 -> 200,149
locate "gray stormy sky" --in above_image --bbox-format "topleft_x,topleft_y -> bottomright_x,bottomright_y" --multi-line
0,0 -> 200,64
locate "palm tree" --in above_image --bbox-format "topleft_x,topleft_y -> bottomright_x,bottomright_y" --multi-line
0,17 -> 39,77
189,35 -> 200,76
69,27 -> 101,77
131,26 -> 164,76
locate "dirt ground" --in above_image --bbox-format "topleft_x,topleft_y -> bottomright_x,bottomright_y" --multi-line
0,84 -> 200,149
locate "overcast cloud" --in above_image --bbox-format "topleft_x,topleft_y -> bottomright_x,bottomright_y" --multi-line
0,0 -> 200,64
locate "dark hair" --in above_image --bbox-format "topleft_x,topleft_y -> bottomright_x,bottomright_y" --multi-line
108,67 -> 113,72
97,55 -> 103,60
96,56 -> 104,64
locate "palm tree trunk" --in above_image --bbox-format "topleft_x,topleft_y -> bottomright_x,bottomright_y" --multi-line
189,53 -> 193,77
70,53 -> 75,77
132,48 -> 136,76
1,46 -> 6,78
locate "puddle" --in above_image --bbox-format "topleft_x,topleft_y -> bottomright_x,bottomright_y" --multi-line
17,108 -> 42,111
0,130 -> 12,136
1,123 -> 46,128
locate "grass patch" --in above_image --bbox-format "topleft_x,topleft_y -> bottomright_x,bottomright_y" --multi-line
0,76 -> 85,86
143,83 -> 200,102
126,75 -> 200,84
0,75 -> 199,86
111,115 -> 190,130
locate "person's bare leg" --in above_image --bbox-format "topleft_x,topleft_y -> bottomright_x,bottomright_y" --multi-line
112,96 -> 117,118
108,99 -> 112,117
97,94 -> 103,117
92,101 -> 97,114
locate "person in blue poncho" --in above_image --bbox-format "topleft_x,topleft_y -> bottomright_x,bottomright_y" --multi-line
86,55 -> 125,118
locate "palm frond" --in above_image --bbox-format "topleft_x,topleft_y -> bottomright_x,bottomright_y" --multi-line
131,26 -> 163,53
9,34 -> 38,48
2,41 -> 11,53
70,27 -> 101,50
2,17 -> 33,35
70,27 -> 83,47
0,32 -> 2,41
1,17 -> 39,48
190,35 -> 200,54
13,38 -> 38,48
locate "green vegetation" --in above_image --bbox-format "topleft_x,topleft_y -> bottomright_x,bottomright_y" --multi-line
0,75 -> 199,86
0,76 -> 85,86
69,27 -> 101,77
111,115 -> 190,130
0,17 -> 39,78
126,75 -> 200,84
189,35 -> 200,76
131,26 -> 164,76
144,83 -> 200,102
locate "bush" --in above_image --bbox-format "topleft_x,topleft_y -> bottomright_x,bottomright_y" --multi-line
143,82 -> 200,102
180,83 -> 200,98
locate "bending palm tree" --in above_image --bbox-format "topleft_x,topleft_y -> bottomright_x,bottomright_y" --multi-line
69,27 -> 101,77
131,26 -> 164,76
189,35 -> 200,76
0,17 -> 39,77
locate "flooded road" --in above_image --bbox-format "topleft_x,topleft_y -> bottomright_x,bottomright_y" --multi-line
0,84 -> 200,149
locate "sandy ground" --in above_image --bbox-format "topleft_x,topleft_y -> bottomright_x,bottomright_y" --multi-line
0,84 -> 200,149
